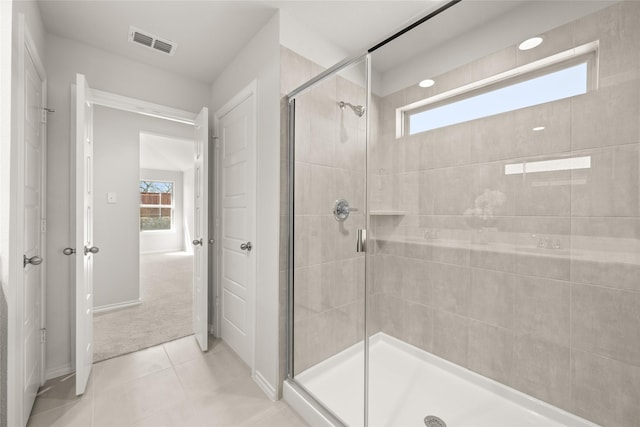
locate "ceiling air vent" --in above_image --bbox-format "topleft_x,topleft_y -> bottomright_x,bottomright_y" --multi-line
128,26 -> 177,56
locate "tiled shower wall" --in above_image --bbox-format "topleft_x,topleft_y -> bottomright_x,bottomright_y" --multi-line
369,2 -> 640,426
280,47 -> 367,376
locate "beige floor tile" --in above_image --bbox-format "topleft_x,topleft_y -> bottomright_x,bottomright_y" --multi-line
174,354 -> 247,399
174,343 -> 249,399
92,382 -> 136,427
26,399 -> 92,427
240,401 -> 308,427
129,401 -> 197,427
93,345 -> 172,393
29,338 -> 308,427
184,379 -> 277,426
163,335 -> 204,366
31,373 -> 90,415
125,367 -> 188,423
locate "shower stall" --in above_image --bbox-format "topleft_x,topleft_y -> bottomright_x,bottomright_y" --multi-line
283,1 -> 640,426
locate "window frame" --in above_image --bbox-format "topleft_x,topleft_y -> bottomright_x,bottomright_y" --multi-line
139,179 -> 175,232
399,41 -> 599,138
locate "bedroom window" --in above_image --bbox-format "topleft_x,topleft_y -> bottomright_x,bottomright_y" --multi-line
139,180 -> 174,231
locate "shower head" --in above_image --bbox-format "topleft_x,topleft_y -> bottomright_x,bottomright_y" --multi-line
338,101 -> 365,117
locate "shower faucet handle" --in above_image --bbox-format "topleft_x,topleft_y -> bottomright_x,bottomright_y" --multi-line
334,198 -> 357,221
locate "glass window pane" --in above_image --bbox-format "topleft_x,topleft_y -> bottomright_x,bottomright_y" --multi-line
139,180 -> 173,230
409,62 -> 588,134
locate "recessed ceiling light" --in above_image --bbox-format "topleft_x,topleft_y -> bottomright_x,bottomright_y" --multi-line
532,126 -> 545,131
419,79 -> 435,88
519,37 -> 543,51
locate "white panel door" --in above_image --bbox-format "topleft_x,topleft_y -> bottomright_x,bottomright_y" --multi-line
219,94 -> 255,366
192,107 -> 209,351
22,46 -> 44,423
75,73 -> 96,395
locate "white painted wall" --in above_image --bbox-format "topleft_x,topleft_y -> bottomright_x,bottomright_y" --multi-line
139,168 -> 185,255
279,9 -> 373,94
279,9 -> 349,72
43,33 -> 209,377
209,13 -> 281,399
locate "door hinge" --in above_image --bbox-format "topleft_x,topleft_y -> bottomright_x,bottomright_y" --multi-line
41,109 -> 47,124
213,136 -> 221,148
41,219 -> 46,233
40,328 -> 46,343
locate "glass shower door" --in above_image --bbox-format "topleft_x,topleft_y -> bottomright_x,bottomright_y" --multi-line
288,56 -> 368,426
365,1 -> 640,427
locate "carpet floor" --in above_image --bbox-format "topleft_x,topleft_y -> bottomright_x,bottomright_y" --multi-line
93,251 -> 193,362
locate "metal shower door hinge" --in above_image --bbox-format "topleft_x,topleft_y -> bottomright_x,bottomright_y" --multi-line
356,229 -> 367,253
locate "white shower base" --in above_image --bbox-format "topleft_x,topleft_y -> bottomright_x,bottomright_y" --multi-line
285,333 -> 599,427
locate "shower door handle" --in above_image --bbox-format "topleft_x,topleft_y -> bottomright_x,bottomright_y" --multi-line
356,229 -> 367,253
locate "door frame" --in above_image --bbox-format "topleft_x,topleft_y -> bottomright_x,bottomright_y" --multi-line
74,87 -> 206,344
213,80 -> 257,371
7,13 -> 48,427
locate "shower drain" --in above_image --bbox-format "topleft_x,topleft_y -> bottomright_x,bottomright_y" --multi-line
424,415 -> 446,427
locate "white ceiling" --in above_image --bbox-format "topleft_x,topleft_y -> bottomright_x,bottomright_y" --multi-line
38,1 -> 278,84
140,132 -> 193,172
36,0 -> 443,85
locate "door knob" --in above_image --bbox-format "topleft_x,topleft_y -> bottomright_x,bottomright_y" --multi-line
192,238 -> 203,246
62,247 -> 76,255
240,242 -> 252,251
23,255 -> 43,267
84,246 -> 99,255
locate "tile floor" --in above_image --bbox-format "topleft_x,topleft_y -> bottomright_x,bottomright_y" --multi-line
28,336 -> 308,427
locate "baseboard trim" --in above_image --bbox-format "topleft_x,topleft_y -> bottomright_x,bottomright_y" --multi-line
140,249 -> 185,255
253,370 -> 277,401
93,299 -> 141,314
46,363 -> 73,380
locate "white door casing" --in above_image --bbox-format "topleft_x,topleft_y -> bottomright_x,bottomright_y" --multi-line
75,73 -> 95,396
192,107 -> 209,351
19,15 -> 47,424
216,84 -> 256,368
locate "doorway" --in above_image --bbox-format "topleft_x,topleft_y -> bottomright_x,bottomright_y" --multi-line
67,80 -> 209,388
92,129 -> 196,362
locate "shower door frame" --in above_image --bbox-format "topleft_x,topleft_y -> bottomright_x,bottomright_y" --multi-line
285,52 -> 370,427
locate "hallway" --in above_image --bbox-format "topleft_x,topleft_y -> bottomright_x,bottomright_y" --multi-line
27,336 -> 307,426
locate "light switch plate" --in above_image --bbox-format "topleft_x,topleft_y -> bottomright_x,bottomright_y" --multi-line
107,192 -> 117,204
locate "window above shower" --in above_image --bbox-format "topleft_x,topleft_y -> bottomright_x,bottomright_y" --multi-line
399,42 -> 598,137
